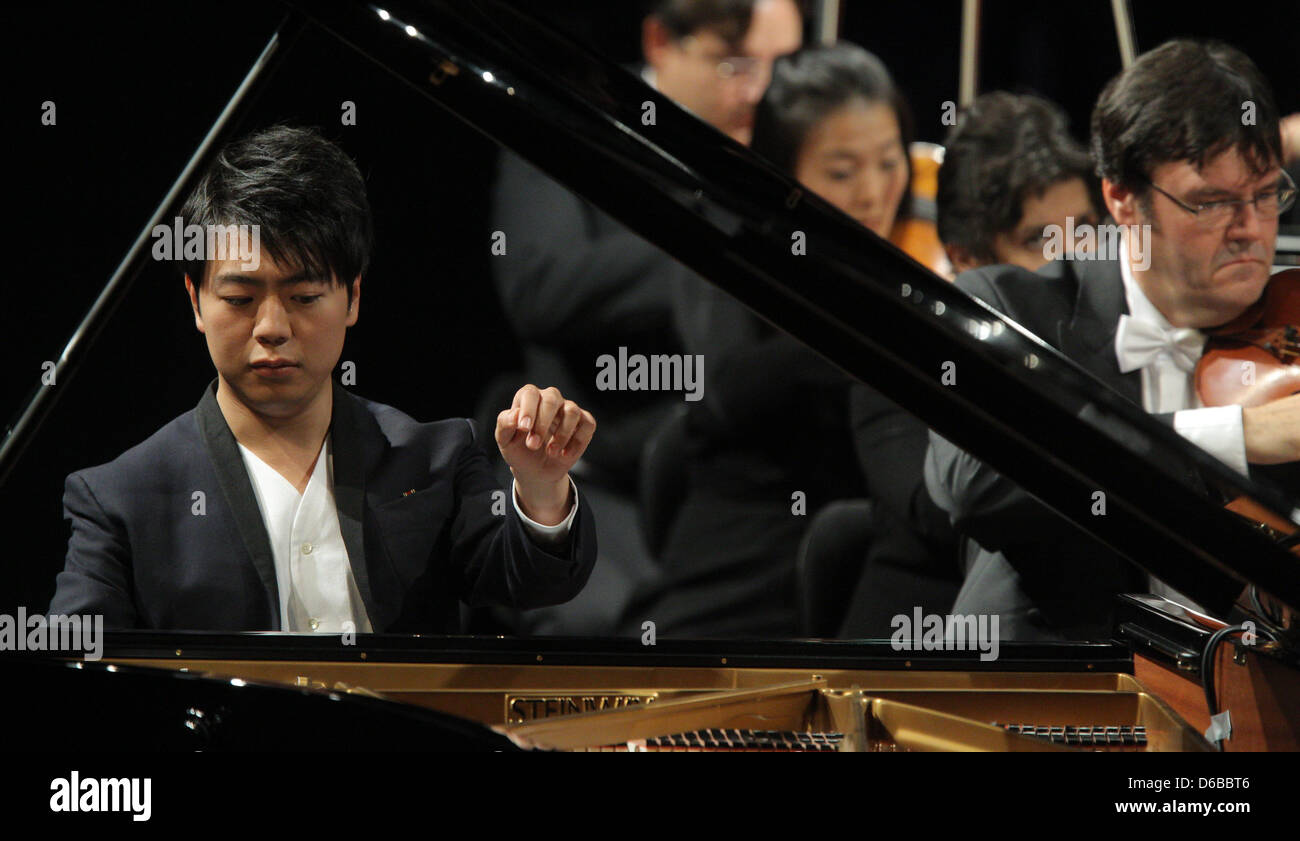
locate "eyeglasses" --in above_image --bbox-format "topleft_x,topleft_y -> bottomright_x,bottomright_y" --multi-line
676,36 -> 764,81
1143,169 -> 1297,228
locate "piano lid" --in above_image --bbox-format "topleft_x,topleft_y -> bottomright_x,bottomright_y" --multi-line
291,0 -> 1300,612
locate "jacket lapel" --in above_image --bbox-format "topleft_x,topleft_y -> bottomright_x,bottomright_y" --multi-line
327,378 -> 390,631
195,379 -> 281,629
1056,257 -> 1142,406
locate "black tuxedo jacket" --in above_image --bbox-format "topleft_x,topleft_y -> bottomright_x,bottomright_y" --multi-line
49,379 -> 597,631
926,256 -> 1297,639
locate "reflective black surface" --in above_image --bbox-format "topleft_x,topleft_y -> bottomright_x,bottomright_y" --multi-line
74,630 -> 1134,671
0,655 -> 516,750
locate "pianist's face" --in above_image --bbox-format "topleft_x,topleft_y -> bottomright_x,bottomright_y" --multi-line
647,0 -> 801,145
794,100 -> 908,238
1108,149 -> 1279,328
186,248 -> 359,419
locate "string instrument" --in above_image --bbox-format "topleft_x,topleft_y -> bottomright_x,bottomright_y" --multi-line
890,142 -> 953,280
1196,269 -> 1300,407
1195,268 -> 1300,548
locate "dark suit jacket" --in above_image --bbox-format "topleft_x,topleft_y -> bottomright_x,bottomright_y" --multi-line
616,270 -> 865,638
926,256 -> 1296,639
48,378 -> 597,631
837,383 -> 962,638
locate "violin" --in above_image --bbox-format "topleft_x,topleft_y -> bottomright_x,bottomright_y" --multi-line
1196,268 -> 1300,408
1195,268 -> 1300,547
890,142 -> 953,280
891,218 -> 950,279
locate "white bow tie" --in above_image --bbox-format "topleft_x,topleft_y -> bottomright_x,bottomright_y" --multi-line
1114,314 -> 1206,374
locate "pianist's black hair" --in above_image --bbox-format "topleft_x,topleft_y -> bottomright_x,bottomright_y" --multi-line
1091,39 -> 1282,213
751,42 -> 914,222
937,91 -> 1096,264
180,124 -> 372,308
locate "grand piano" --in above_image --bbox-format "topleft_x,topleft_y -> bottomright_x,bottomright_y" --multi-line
2,0 -> 1297,752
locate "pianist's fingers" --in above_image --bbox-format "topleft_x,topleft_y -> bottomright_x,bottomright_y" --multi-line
510,384 -> 543,442
560,408 -> 596,460
546,400 -> 583,456
527,386 -> 565,451
495,406 -> 525,451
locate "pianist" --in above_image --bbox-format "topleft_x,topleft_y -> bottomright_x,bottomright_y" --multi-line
48,125 -> 599,632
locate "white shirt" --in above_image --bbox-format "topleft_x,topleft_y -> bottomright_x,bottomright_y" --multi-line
237,435 -> 579,633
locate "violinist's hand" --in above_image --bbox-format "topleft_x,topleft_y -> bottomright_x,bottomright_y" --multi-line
495,384 -> 596,525
1243,393 -> 1300,464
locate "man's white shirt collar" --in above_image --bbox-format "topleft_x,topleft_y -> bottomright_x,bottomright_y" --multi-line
1115,234 -> 1208,408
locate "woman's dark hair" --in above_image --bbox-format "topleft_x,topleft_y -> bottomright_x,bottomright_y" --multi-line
751,43 -> 914,219
937,91 -> 1095,263
1091,39 -> 1281,206
180,124 -> 373,305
